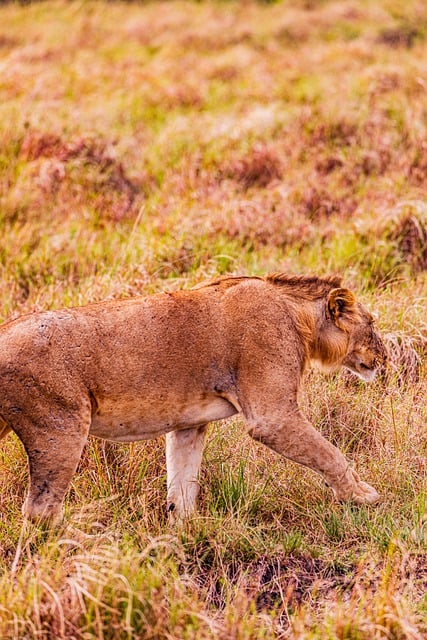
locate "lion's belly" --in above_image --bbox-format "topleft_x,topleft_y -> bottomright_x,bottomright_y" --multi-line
89,395 -> 238,442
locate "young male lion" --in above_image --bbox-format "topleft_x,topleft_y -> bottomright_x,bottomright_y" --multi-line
0,273 -> 386,524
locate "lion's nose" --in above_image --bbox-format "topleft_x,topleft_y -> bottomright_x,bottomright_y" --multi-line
359,354 -> 375,370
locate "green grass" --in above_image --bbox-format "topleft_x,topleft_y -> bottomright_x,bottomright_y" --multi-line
0,0 -> 426,637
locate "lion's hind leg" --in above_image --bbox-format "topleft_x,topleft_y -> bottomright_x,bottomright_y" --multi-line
14,406 -> 91,524
166,424 -> 207,523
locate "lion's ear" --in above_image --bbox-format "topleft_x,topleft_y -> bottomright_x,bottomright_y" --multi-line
327,288 -> 356,322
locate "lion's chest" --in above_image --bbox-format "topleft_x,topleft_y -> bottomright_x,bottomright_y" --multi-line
89,394 -> 237,442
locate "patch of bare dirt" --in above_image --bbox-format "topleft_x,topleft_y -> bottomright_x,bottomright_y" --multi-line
192,549 -> 427,628
194,552 -> 346,614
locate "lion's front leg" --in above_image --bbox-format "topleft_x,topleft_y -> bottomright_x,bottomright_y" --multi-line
166,425 -> 207,523
247,410 -> 380,505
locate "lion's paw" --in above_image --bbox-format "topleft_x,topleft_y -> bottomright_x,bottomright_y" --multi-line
351,481 -> 380,505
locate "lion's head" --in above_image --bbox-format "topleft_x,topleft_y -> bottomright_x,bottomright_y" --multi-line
264,274 -> 387,382
316,286 -> 387,381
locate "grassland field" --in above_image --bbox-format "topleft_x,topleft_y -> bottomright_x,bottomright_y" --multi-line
0,0 -> 426,638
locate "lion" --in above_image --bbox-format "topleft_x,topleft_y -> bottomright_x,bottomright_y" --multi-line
0,273 -> 386,524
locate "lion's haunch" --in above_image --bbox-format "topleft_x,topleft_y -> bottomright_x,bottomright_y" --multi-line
0,273 -> 385,523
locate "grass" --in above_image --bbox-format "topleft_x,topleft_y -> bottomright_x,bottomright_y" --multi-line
0,0 -> 426,637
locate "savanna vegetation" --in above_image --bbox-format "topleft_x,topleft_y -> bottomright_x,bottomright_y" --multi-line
0,0 -> 426,637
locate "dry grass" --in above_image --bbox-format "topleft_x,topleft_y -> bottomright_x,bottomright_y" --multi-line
0,0 -> 426,637
383,333 -> 426,385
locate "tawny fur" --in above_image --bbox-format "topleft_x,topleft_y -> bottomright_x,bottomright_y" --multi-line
0,273 -> 386,524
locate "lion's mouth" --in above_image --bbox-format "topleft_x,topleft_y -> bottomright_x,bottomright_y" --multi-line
346,361 -> 377,382
360,363 -> 377,381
